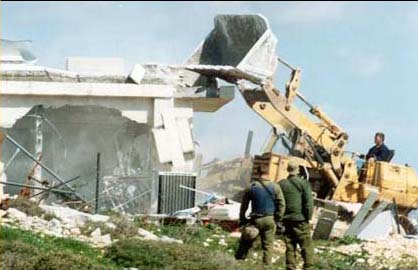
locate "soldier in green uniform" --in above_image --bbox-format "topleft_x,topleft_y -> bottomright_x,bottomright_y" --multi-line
279,161 -> 314,270
235,176 -> 286,265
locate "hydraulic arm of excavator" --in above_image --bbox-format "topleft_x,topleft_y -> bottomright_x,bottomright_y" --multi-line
187,14 -> 418,210
237,58 -> 350,189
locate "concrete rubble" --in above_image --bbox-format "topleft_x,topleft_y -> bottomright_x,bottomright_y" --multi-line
206,201 -> 241,221
41,204 -> 110,226
328,235 -> 418,268
1,203 -> 183,248
357,210 -> 398,241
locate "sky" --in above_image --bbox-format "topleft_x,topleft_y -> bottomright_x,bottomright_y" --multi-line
3,1 -> 418,169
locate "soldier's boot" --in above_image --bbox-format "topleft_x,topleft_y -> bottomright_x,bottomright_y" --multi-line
235,237 -> 253,260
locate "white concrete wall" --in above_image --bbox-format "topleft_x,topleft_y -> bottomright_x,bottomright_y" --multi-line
1,80 -> 197,173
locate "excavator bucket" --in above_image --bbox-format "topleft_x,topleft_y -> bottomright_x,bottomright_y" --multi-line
186,14 -> 278,84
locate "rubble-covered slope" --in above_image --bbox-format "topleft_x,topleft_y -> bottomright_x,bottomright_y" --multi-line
1,199 -> 418,270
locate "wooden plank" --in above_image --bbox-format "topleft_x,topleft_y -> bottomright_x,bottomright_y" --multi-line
344,191 -> 379,237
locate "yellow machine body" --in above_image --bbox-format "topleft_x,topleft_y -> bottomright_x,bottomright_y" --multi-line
252,152 -> 418,210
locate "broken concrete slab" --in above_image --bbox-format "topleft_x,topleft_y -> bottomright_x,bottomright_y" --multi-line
358,200 -> 390,233
90,227 -> 102,238
358,210 -> 397,241
40,205 -> 109,227
7,207 -> 27,221
128,64 -> 145,84
89,228 -> 112,246
207,202 -> 241,221
137,227 -> 159,240
99,234 -> 112,246
186,65 -> 263,85
137,227 -> 183,244
344,191 -> 379,237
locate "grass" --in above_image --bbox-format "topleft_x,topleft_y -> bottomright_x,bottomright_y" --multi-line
336,235 -> 363,245
2,223 -> 418,270
80,213 -> 138,240
0,226 -> 118,270
105,238 -> 238,270
0,224 -> 257,270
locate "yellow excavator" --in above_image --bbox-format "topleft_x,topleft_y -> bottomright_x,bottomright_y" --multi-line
187,14 -> 418,214
241,60 -> 418,213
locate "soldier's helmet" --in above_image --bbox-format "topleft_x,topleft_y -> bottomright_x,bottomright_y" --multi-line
287,160 -> 300,176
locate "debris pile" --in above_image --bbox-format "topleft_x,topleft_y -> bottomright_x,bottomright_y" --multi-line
1,199 -> 182,248
197,155 -> 253,200
327,235 -> 418,268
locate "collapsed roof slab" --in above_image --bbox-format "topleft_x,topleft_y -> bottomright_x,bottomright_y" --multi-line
0,73 -> 234,126
0,80 -> 169,128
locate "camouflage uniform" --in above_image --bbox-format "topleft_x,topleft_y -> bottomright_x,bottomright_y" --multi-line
279,162 -> 314,270
235,179 -> 285,265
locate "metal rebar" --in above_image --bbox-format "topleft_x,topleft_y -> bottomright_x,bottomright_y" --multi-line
4,134 -> 86,202
179,185 -> 212,196
4,149 -> 21,171
244,130 -> 254,155
0,181 -> 73,194
95,153 -> 101,214
112,189 -> 151,210
30,175 -> 81,198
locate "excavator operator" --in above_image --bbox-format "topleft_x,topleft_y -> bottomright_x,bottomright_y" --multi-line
365,132 -> 391,162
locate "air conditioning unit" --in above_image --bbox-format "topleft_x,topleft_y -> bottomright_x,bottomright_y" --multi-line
151,172 -> 196,215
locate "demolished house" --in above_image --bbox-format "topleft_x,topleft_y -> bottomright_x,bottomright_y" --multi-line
0,31 -> 238,214
0,14 -> 277,216
1,14 -> 277,216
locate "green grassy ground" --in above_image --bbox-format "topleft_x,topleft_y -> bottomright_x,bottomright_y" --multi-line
1,224 -> 417,270
0,225 -> 117,270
